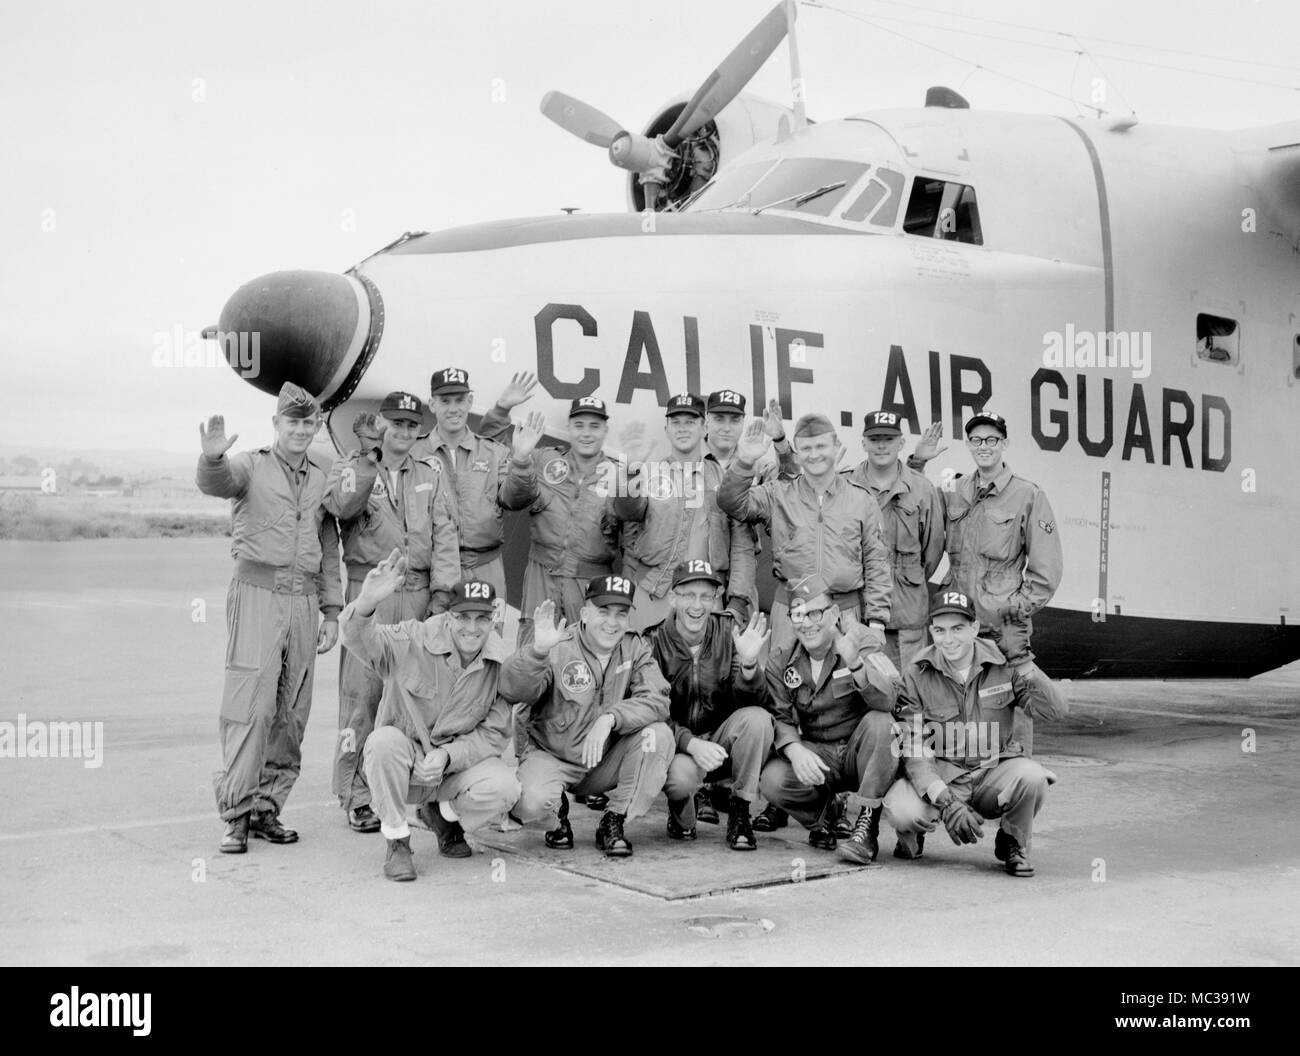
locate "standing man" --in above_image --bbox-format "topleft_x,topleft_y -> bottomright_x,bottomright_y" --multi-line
339,551 -> 520,882
499,579 -> 673,858
704,392 -> 797,480
845,410 -> 946,671
613,393 -> 756,631
324,391 -> 461,834
413,369 -> 536,601
758,575 -> 903,864
910,412 -> 1062,681
646,560 -> 773,850
883,589 -> 1066,876
717,415 -> 895,658
499,396 -> 622,644
197,382 -> 342,854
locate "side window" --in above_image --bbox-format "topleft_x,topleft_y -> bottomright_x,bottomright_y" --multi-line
841,167 -> 905,227
903,177 -> 983,244
1196,313 -> 1239,365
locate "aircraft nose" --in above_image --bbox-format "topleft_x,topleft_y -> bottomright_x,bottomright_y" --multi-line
216,270 -> 373,404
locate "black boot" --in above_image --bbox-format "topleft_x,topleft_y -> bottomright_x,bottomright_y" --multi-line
694,789 -> 720,825
995,828 -> 1034,877
545,791 -> 575,849
595,810 -> 633,857
808,797 -> 837,851
220,814 -> 249,854
725,796 -> 757,851
249,811 -> 298,844
751,804 -> 788,832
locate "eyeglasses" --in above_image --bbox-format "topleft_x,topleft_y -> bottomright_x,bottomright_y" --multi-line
790,604 -> 835,626
673,589 -> 718,606
966,436 -> 1003,448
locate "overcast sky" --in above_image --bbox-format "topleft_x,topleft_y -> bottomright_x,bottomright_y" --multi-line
4,0 -> 1299,454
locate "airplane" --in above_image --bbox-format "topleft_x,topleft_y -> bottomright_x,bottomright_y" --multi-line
201,1 -> 1300,680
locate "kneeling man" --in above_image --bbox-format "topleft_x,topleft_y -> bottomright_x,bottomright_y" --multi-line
759,575 -> 903,863
645,560 -> 773,850
501,577 -> 673,858
883,589 -> 1067,876
340,550 -> 520,882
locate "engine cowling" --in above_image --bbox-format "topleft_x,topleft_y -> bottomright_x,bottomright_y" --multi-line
626,92 -> 796,212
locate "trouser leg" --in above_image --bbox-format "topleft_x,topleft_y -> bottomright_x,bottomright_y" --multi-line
256,592 -> 317,816
362,725 -> 419,839
886,626 -> 927,670
881,777 -> 939,834
709,706 -> 774,803
214,580 -> 290,822
841,710 -> 902,810
514,748 -> 587,824
758,741 -> 840,828
970,757 -> 1051,853
663,752 -> 706,827
574,723 -> 674,820
436,757 -> 521,833
517,563 -> 586,647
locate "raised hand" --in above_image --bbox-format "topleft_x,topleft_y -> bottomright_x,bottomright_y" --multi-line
511,410 -> 547,462
834,608 -> 863,665
358,547 -> 408,610
735,419 -> 772,466
352,412 -> 385,459
531,599 -> 567,653
731,611 -> 770,669
497,371 -> 539,410
618,419 -> 655,467
761,398 -> 786,439
913,420 -> 948,463
199,415 -> 238,459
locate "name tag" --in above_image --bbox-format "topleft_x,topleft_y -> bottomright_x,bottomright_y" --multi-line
616,661 -> 632,674
979,683 -> 1012,698
831,667 -> 856,697
414,483 -> 433,493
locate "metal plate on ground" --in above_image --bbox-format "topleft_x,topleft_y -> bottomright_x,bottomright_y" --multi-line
465,803 -> 874,900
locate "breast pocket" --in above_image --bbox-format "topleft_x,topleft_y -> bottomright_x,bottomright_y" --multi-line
979,509 -> 1021,563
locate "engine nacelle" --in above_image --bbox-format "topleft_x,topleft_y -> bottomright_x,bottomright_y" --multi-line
626,92 -> 796,212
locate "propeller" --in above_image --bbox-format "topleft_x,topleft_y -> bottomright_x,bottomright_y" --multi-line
539,1 -> 790,209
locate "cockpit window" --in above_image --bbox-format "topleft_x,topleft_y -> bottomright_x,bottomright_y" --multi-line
903,177 -> 982,244
746,158 -> 869,216
688,161 -> 778,211
841,167 -> 905,227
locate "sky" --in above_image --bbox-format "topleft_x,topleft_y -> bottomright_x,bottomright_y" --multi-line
4,0 -> 1300,455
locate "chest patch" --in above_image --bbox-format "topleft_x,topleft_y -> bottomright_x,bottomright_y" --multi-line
414,482 -> 433,493
472,459 -> 490,473
370,478 -> 387,498
560,659 -> 593,692
783,666 -> 803,689
544,458 -> 570,485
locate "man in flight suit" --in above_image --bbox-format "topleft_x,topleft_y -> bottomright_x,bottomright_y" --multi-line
324,391 -> 461,833
845,410 -> 946,671
499,576 -> 673,858
197,382 -> 342,854
613,393 -> 756,632
883,589 -> 1067,876
340,552 -> 519,882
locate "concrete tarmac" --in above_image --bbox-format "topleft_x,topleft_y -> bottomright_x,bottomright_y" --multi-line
1,538 -> 1297,966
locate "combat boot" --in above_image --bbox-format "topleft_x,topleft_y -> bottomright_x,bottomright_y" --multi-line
249,811 -> 298,844
384,836 -> 417,882
545,791 -> 574,849
995,828 -> 1034,877
219,814 -> 249,854
836,805 -> 881,864
595,810 -> 633,857
725,796 -> 756,851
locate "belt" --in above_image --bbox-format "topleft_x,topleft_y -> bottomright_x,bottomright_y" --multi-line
233,559 -> 318,595
346,562 -> 431,590
461,543 -> 503,567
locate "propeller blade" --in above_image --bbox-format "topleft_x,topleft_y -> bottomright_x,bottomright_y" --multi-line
540,90 -> 626,148
664,2 -> 789,146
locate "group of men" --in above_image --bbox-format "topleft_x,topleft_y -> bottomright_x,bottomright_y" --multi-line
197,365 -> 1067,883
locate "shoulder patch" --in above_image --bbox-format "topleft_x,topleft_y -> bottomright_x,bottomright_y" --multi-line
1037,519 -> 1055,534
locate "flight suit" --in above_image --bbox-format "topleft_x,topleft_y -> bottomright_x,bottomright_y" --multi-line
717,465 -> 893,654
498,448 -> 622,643
844,460 -> 946,669
412,428 -> 513,599
499,626 -> 673,823
613,457 -> 757,631
940,464 -> 1062,665
758,624 -> 898,827
338,609 -> 519,839
324,451 -> 461,812
197,446 -> 342,822
883,638 -> 1066,854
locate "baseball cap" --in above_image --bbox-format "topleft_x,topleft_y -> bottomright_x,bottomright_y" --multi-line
671,559 -> 723,589
862,410 -> 903,437
793,413 -> 836,439
706,390 -> 747,415
449,579 -> 497,614
964,411 -> 1008,438
380,391 -> 425,424
429,368 -> 471,396
585,574 -> 635,608
665,393 -> 705,419
569,395 -> 609,420
930,589 -> 977,620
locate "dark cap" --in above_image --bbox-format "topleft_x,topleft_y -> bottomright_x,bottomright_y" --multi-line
449,579 -> 497,614
793,413 -> 836,439
585,573 -> 634,608
276,381 -> 320,420
380,391 -> 425,424
665,393 -> 705,419
569,395 -> 609,420
930,589 -> 977,620
706,389 -> 747,415
862,410 -> 903,437
964,411 -> 1008,438
429,367 -> 471,396
671,559 -> 723,589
